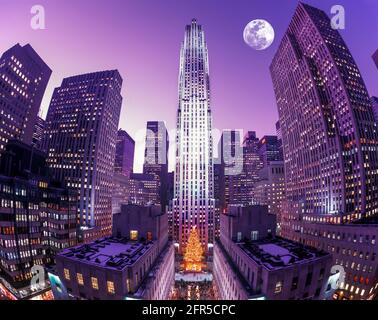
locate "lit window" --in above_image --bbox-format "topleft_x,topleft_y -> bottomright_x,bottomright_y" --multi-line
107,281 -> 115,294
64,268 -> 70,280
275,281 -> 283,294
91,277 -> 99,290
251,231 -> 259,241
130,230 -> 138,241
126,279 -> 131,293
77,273 -> 84,286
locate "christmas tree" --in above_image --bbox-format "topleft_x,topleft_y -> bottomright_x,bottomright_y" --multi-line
184,227 -> 203,272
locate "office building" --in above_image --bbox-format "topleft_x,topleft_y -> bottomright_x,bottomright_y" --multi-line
0,44 -> 51,153
53,204 -> 174,300
0,140 -> 76,300
172,20 -> 216,253
270,3 -> 378,299
213,205 -> 333,300
143,121 -> 169,211
43,70 -> 123,242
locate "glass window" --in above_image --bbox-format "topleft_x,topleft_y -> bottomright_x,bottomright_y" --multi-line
275,281 -> 283,294
77,273 -> 84,286
64,268 -> 70,280
107,281 -> 115,294
130,230 -> 138,241
251,231 -> 259,241
91,277 -> 99,290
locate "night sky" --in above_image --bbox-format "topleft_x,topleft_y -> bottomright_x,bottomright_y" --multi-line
1,0 -> 377,171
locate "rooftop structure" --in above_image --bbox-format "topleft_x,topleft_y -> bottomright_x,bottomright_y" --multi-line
58,237 -> 155,271
237,237 -> 329,271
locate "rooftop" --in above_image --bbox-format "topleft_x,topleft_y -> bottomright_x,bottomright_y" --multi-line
237,237 -> 329,271
58,237 -> 155,271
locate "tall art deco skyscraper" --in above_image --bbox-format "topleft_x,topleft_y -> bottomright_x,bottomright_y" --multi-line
0,44 -> 51,152
43,70 -> 123,242
173,20 -> 215,253
270,3 -> 378,299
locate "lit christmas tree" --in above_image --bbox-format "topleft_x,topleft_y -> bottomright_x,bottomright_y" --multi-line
184,227 -> 203,272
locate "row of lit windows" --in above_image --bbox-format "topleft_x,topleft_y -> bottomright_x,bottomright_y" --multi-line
64,269 -> 115,294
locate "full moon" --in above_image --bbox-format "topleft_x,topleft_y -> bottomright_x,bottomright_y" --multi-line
243,19 -> 275,50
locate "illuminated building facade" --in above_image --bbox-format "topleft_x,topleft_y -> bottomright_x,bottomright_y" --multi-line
258,135 -> 283,167
242,132 -> 264,204
54,204 -> 174,300
0,140 -> 77,299
213,205 -> 333,300
0,44 -> 51,153
143,121 -> 169,211
172,20 -> 215,252
31,116 -> 45,151
129,173 -> 160,206
270,3 -> 378,299
275,121 -> 284,161
114,129 -> 135,178
43,70 -> 123,242
112,129 -> 135,214
371,97 -> 378,124
218,130 -> 243,211
253,161 -> 285,220
217,130 -> 263,211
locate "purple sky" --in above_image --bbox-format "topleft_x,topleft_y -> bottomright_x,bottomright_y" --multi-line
2,0 -> 377,171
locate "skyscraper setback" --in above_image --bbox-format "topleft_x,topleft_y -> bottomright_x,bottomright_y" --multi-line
173,20 -> 215,252
270,3 -> 378,299
43,70 -> 123,242
0,44 -> 51,153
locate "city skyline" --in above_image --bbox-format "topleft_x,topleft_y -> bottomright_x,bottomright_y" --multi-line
1,0 -> 377,172
1,0 -> 378,302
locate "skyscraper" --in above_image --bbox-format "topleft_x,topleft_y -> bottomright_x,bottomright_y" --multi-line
112,129 -> 135,214
217,130 -> 263,211
114,129 -> 135,178
43,70 -> 123,242
371,96 -> 378,123
270,3 -> 378,300
31,116 -> 45,150
257,135 -> 283,167
143,121 -> 169,211
373,49 -> 378,69
173,20 -> 215,253
275,121 -> 283,160
0,140 -> 77,300
242,131 -> 263,204
218,130 -> 244,210
0,44 -> 51,153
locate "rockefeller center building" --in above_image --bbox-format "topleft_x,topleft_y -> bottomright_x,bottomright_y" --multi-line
270,3 -> 378,299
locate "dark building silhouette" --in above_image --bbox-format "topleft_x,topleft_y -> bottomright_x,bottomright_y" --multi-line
114,129 -> 135,178
0,44 -> 51,153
